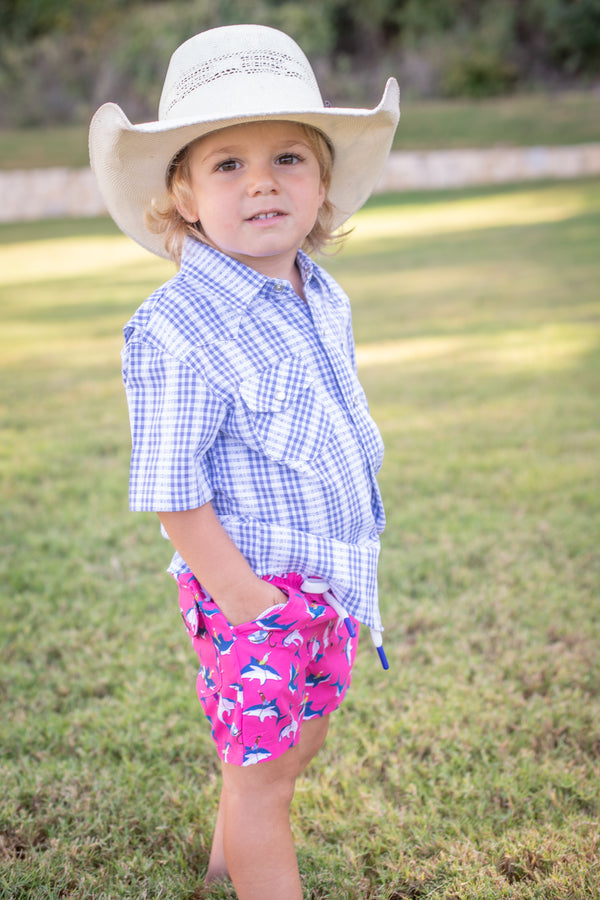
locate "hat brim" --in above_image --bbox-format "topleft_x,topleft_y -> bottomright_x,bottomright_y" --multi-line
89,78 -> 399,259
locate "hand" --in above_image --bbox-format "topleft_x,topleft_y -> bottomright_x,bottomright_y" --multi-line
157,506 -> 287,626
214,574 -> 287,627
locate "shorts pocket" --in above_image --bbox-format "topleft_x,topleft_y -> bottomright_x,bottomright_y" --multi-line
177,575 -> 224,697
238,355 -> 333,469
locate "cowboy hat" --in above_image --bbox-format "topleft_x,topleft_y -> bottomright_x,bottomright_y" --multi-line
89,24 -> 400,259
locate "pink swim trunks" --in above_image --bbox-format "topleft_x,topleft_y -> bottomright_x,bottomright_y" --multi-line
176,571 -> 359,766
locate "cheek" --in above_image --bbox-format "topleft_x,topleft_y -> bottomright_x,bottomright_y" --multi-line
195,202 -> 239,243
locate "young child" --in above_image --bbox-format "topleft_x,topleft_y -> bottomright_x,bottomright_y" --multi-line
90,24 -> 399,899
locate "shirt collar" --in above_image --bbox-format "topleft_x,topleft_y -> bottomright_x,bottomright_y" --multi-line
180,237 -> 268,316
181,237 -> 322,299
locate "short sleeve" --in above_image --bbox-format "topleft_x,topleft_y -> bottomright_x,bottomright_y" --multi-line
122,341 -> 226,511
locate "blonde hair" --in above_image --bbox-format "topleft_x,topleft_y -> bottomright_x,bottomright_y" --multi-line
145,123 -> 345,266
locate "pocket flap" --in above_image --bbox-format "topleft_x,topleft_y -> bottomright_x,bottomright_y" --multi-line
239,355 -> 314,413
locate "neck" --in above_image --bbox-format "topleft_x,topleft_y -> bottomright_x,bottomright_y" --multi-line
224,247 -> 305,300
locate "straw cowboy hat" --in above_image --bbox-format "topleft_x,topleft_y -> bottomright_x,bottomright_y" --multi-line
89,24 -> 400,259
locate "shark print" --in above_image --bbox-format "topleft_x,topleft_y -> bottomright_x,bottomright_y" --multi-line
303,600 -> 327,620
212,630 -> 235,655
254,610 -> 300,631
177,572 -> 359,767
198,665 -> 217,692
332,673 -> 347,698
241,655 -> 282,685
344,636 -> 354,666
242,745 -> 272,766
245,695 -> 283,723
307,636 -> 322,661
302,699 -> 329,720
288,663 -> 300,695
278,718 -> 299,742
306,671 -> 331,689
217,694 -> 237,723
182,603 -> 202,636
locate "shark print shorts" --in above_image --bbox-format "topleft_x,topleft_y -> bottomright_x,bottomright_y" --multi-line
176,571 -> 359,767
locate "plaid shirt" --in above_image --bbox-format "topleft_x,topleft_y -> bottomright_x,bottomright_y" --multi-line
121,238 -> 386,629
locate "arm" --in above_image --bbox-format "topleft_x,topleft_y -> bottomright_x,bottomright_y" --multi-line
158,503 -> 285,626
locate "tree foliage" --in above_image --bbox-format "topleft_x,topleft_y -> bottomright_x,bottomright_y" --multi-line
0,0 -> 599,127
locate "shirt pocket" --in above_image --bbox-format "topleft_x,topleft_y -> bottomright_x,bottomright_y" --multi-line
238,355 -> 333,469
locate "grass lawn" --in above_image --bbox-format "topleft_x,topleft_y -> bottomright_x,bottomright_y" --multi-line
1,179 -> 599,898
1,91 -> 599,170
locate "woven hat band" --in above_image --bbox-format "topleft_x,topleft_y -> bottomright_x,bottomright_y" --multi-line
159,29 -> 323,122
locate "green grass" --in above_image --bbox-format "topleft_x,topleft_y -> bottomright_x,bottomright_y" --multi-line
1,179 -> 599,898
1,91 -> 599,170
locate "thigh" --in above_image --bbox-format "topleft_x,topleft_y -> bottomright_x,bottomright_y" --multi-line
297,714 -> 330,774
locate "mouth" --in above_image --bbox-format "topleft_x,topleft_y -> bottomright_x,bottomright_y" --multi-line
247,210 -> 285,222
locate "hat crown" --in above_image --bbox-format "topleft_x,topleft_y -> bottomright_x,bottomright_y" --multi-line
159,24 -> 324,122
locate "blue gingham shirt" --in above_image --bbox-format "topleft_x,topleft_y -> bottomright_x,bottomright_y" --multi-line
121,238 -> 386,629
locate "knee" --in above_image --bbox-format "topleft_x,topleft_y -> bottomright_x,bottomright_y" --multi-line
222,751 -> 298,813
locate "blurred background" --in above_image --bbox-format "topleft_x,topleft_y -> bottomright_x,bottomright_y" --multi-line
2,4 -> 600,898
1,0 -> 599,129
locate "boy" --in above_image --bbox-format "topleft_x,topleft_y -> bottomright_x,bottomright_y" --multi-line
90,23 -> 399,899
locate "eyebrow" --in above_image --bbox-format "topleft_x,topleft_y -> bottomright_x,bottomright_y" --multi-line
198,138 -> 311,165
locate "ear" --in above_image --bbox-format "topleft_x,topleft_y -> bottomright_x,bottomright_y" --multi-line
317,179 -> 326,209
175,200 -> 199,224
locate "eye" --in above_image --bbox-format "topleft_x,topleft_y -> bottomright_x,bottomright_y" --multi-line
276,152 -> 303,166
216,158 -> 240,172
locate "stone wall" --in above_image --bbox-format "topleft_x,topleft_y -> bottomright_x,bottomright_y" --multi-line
378,143 -> 600,192
2,144 -> 600,223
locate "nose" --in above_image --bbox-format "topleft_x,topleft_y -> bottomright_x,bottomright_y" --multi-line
246,160 -> 278,196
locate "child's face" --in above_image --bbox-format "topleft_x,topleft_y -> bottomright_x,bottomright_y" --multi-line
178,121 -> 326,280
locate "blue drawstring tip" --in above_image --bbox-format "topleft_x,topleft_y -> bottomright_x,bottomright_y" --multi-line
376,644 -> 389,670
369,628 -> 389,669
344,617 -> 357,638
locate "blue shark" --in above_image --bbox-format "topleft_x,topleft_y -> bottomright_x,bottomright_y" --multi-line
243,746 -> 272,765
254,611 -> 299,631
200,604 -> 222,618
240,656 -> 282,685
212,631 -> 235,655
304,600 -> 327,620
182,604 -> 201,635
332,673 -> 347,698
288,664 -> 300,694
245,699 -> 282,722
198,665 -> 217,692
302,700 -> 328,720
306,671 -> 331,689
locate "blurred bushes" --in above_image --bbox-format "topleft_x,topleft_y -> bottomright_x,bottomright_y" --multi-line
0,0 -> 599,127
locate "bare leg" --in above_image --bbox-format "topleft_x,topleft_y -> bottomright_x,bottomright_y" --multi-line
206,714 -> 330,896
297,713 -> 330,773
205,785 -> 228,883
221,744 -> 302,899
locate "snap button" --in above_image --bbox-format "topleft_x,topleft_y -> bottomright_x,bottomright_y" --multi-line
275,389 -> 286,402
